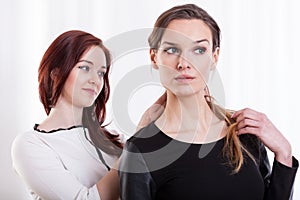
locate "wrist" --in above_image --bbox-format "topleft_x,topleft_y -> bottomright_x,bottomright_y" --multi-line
274,146 -> 293,167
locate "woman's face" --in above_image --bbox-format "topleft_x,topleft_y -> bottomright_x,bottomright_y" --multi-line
61,46 -> 107,108
152,19 -> 219,97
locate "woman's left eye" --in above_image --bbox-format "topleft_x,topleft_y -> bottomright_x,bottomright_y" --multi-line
97,71 -> 106,77
194,47 -> 206,54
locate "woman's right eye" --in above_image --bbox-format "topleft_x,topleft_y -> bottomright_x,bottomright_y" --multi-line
164,47 -> 179,54
78,66 -> 90,71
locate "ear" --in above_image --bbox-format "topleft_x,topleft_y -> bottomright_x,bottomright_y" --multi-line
150,49 -> 158,69
50,68 -> 59,80
211,47 -> 220,70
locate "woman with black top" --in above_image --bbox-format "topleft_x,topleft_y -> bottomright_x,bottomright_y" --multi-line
119,4 -> 298,200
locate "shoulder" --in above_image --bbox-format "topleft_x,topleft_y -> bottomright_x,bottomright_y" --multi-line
12,130 -> 40,150
11,129 -> 50,162
126,122 -> 163,153
11,130 -> 49,172
128,122 -> 160,143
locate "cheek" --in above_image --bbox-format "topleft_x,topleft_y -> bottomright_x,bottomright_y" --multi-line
158,65 -> 177,82
157,53 -> 178,67
94,78 -> 105,98
64,71 -> 79,92
98,81 -> 104,93
192,56 -> 213,82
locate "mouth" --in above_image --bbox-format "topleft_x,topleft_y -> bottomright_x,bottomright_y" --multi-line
174,74 -> 195,82
82,88 -> 97,96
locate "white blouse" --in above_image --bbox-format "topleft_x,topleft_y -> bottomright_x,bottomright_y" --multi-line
11,126 -> 120,200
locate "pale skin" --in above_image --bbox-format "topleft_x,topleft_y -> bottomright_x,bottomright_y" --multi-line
151,19 -> 226,144
38,46 -> 120,200
232,108 -> 292,167
148,19 -> 292,167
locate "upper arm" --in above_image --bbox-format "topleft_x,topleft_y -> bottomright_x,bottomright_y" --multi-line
11,134 -> 101,200
119,141 -> 156,200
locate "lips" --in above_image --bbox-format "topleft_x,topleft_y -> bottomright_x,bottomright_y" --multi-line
82,88 -> 97,96
174,74 -> 195,81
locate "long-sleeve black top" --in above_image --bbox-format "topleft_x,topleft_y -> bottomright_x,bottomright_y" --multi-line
119,122 -> 298,200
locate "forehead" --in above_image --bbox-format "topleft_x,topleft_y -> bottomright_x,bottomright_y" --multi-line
80,46 -> 106,65
161,19 -> 212,44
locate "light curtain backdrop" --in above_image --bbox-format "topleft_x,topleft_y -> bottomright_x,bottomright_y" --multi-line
1,0 -> 299,199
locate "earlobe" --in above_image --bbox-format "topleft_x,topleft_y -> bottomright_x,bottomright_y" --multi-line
50,68 -> 59,80
211,47 -> 220,70
150,49 -> 158,69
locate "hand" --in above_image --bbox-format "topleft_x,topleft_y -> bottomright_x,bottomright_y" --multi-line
108,129 -> 126,143
136,91 -> 167,131
232,108 -> 292,167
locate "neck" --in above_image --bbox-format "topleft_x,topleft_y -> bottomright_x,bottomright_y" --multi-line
39,98 -> 83,131
165,91 -> 212,127
156,91 -> 225,143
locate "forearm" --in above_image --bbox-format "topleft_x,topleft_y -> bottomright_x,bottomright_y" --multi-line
264,157 -> 298,200
97,169 -> 120,200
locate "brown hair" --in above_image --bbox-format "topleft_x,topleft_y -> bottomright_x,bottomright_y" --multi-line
148,4 -> 220,52
148,4 -> 254,173
38,30 -> 122,156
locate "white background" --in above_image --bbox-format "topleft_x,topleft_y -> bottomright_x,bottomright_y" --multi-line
1,0 -> 299,199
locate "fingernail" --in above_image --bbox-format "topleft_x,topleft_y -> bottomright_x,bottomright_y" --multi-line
231,112 -> 235,118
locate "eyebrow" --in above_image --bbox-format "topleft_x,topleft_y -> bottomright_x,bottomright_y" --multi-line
194,39 -> 210,44
78,60 -> 107,69
161,39 -> 210,46
78,59 -> 94,65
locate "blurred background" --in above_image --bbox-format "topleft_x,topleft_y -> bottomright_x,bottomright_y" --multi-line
1,0 -> 299,199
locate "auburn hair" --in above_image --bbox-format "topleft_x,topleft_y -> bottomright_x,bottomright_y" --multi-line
148,4 -> 254,173
38,30 -> 122,156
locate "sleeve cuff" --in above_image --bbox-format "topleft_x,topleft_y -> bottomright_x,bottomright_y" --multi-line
275,156 -> 299,170
265,156 -> 298,200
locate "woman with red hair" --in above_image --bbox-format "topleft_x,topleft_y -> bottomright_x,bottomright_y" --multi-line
12,30 -> 122,200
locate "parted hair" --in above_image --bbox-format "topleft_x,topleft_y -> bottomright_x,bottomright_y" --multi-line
148,4 -> 255,173
38,30 -> 122,156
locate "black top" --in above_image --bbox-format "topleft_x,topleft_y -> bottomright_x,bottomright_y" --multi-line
119,122 -> 298,200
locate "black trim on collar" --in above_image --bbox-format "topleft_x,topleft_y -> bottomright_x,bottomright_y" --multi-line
33,124 -> 84,133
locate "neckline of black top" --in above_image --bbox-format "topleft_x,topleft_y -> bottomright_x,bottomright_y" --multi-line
151,121 -> 226,146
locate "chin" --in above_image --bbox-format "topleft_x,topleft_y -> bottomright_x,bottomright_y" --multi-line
80,100 -> 95,108
172,87 -> 201,97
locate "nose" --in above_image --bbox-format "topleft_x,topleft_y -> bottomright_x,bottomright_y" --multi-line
88,70 -> 101,85
177,55 -> 191,71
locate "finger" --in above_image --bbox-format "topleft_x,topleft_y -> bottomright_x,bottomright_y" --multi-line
136,104 -> 165,131
149,103 -> 165,116
109,129 -> 119,135
236,118 -> 260,130
236,126 -> 258,136
233,108 -> 261,124
231,107 -> 259,118
149,105 -> 164,121
231,108 -> 247,118
154,91 -> 167,106
235,112 -> 260,124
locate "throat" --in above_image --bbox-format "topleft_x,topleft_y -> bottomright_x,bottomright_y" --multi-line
156,110 -> 227,144
38,107 -> 83,132
156,91 -> 227,143
159,120 -> 226,144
